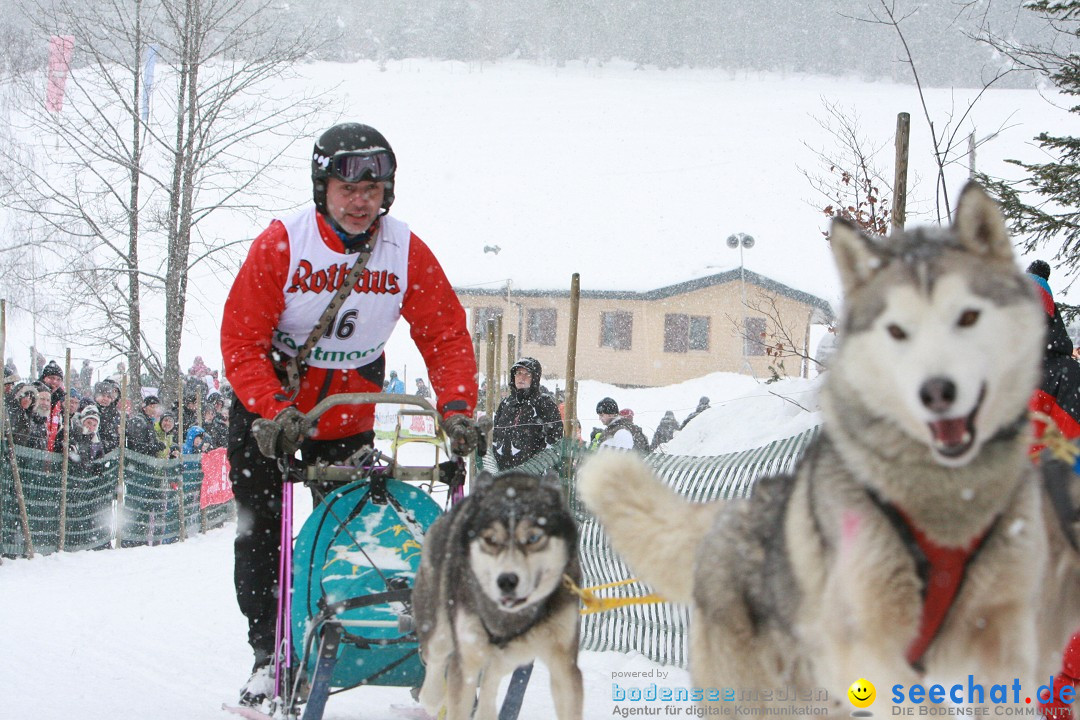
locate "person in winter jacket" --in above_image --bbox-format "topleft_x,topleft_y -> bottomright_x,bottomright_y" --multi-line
155,413 -> 181,459
414,377 -> 431,399
183,425 -> 208,454
220,121 -> 479,707
39,361 -> 66,452
491,357 -> 563,470
650,410 -> 680,450
201,404 -> 229,450
593,397 -> 649,452
68,404 -> 105,466
92,380 -> 122,455
126,396 -> 167,457
1027,260 -> 1080,446
385,370 -> 405,394
8,382 -> 45,450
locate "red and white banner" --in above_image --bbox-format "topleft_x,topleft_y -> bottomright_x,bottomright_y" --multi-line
199,447 -> 233,509
46,35 -> 75,113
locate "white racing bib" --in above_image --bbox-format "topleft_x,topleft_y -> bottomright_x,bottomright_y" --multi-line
271,207 -> 410,370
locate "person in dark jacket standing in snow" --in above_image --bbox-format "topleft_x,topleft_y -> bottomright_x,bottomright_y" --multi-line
650,410 -> 680,450
220,121 -> 480,708
491,357 -> 563,470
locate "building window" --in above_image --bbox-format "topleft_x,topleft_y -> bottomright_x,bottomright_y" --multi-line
689,316 -> 710,351
526,308 -> 557,346
664,314 -> 689,352
600,311 -> 633,350
665,314 -> 711,353
474,306 -> 502,337
744,317 -> 767,356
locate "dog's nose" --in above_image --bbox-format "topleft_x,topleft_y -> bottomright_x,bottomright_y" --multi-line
497,573 -> 519,594
919,376 -> 957,413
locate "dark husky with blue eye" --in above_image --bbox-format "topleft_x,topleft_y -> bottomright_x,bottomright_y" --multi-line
413,469 -> 583,720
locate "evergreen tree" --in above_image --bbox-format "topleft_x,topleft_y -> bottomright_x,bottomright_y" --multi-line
979,1 -> 1080,276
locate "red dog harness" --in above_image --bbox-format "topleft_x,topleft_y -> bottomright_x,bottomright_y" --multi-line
866,491 -> 995,671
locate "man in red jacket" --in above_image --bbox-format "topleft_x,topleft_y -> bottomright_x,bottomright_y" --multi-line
221,122 -> 479,707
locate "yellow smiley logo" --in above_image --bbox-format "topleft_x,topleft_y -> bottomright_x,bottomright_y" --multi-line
848,678 -> 876,709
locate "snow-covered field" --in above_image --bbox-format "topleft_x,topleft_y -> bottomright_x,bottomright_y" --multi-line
0,370 -> 810,720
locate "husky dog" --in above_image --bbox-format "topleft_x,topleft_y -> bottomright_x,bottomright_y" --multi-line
413,470 -> 583,720
579,184 -> 1080,712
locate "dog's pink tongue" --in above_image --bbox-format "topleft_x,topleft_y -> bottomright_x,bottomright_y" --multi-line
930,417 -> 968,446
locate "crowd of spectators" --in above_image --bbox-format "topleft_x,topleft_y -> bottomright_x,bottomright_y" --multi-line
2,356 -> 233,462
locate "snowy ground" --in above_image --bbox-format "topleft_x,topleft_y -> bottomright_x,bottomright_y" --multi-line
0,372 -> 809,720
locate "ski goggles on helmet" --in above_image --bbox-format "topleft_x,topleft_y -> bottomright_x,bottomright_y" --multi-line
327,150 -> 395,183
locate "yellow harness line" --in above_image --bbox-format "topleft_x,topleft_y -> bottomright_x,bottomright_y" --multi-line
1031,411 -> 1080,465
562,574 -> 667,615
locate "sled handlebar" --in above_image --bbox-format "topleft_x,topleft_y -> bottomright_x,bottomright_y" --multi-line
303,392 -> 439,422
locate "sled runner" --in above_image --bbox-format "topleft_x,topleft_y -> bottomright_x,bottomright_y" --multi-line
243,393 -> 530,720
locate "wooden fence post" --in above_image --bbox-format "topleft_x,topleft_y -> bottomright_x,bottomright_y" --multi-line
495,314 -> 503,404
892,112 -> 910,233
563,274 -> 581,444
57,348 -> 72,551
114,373 -> 129,548
485,320 -> 496,418
6,424 -> 34,558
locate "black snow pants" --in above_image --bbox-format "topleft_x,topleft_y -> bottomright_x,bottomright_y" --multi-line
227,398 -> 375,667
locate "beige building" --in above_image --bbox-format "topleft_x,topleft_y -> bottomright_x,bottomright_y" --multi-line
456,269 -> 834,389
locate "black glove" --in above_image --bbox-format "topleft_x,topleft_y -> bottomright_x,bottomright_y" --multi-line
251,406 -> 310,458
443,414 -> 480,457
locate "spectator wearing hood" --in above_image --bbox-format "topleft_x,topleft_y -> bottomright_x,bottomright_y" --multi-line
183,425 -> 208,454
9,382 -> 45,450
491,357 -> 564,470
69,403 -> 105,466
651,410 -> 681,450
385,370 -> 405,394
92,380 -> 122,454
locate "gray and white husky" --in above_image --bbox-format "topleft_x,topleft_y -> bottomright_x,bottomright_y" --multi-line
413,470 -> 583,720
579,183 -> 1080,713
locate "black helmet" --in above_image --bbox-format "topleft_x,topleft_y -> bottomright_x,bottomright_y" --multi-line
509,357 -> 542,397
311,123 -> 397,216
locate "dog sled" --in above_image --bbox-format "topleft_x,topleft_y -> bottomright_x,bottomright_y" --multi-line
225,393 -> 532,720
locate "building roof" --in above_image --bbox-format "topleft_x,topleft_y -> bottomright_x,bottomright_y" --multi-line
456,268 -> 835,324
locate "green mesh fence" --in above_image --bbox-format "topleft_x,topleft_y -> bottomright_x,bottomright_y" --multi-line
481,427 -> 822,668
0,442 -> 235,556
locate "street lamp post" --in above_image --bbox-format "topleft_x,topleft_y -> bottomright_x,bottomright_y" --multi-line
726,233 -> 755,375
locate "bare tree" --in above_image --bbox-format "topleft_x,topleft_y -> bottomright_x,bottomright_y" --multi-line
844,0 -> 1019,223
0,0 -> 324,403
800,99 -> 898,238
726,290 -> 825,383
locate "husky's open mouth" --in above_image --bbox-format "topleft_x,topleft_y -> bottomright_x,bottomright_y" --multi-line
500,595 -> 528,609
927,385 -> 985,459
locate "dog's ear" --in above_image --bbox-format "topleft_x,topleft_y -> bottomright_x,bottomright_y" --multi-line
473,471 -> 496,492
953,182 -> 1014,262
830,216 -> 887,295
